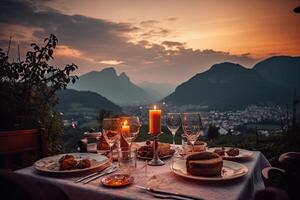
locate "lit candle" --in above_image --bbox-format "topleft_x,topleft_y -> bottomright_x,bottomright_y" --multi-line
149,106 -> 161,135
120,120 -> 130,148
121,120 -> 130,135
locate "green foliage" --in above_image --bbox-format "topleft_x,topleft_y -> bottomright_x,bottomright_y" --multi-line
207,124 -> 219,140
0,34 -> 78,155
63,127 -> 85,153
97,109 -> 112,130
44,112 -> 65,155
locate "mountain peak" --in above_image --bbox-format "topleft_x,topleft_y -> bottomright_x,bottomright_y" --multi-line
119,72 -> 130,82
210,62 -> 245,72
100,67 -> 117,76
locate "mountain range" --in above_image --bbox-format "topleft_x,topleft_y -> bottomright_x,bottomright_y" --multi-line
138,81 -> 175,101
68,68 -> 156,105
164,56 -> 300,110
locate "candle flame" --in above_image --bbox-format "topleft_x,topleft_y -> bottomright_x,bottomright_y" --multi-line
154,105 -> 156,110
123,120 -> 128,126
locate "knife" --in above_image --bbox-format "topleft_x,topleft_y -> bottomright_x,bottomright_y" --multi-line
74,165 -> 110,183
82,165 -> 118,184
136,185 -> 204,200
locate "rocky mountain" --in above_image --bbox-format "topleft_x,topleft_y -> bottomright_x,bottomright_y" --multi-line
163,57 -> 298,110
138,81 -> 176,101
57,89 -> 122,115
68,68 -> 155,105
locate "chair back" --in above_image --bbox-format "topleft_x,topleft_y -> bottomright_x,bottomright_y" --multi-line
0,129 -> 47,170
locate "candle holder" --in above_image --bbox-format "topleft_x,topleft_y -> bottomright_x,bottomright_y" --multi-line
148,132 -> 164,166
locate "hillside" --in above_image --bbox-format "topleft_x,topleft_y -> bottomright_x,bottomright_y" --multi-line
57,89 -> 122,116
253,56 -> 300,89
164,61 -> 293,110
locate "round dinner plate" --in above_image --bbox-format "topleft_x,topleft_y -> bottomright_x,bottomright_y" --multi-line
171,160 -> 248,181
207,147 -> 254,160
34,153 -> 109,174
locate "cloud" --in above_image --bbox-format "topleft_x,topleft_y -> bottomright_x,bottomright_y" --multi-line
140,20 -> 159,27
100,60 -> 124,65
0,0 -> 257,84
162,41 -> 185,50
166,17 -> 178,21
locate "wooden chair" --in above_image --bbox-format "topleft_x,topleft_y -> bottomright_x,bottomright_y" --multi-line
0,129 -> 47,170
261,152 -> 300,200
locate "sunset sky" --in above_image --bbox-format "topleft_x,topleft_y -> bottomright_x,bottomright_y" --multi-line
0,0 -> 299,84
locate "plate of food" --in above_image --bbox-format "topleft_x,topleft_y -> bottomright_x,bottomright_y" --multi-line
171,152 -> 248,181
34,153 -> 109,174
137,141 -> 175,160
207,147 -> 254,160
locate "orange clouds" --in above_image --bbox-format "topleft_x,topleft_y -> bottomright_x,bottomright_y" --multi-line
55,45 -> 83,57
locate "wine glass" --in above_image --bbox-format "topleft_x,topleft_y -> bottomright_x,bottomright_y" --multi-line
166,113 -> 181,149
102,118 -> 120,163
181,113 -> 203,152
120,116 -> 141,150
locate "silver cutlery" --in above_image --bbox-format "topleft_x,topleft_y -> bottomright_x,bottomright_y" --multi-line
136,185 -> 203,200
82,165 -> 118,184
146,192 -> 192,200
74,165 -> 111,183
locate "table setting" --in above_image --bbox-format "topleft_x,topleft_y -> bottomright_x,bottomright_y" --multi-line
16,105 -> 270,200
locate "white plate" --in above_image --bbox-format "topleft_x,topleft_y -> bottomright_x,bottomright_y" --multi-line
34,153 -> 109,174
171,159 -> 248,181
207,147 -> 254,160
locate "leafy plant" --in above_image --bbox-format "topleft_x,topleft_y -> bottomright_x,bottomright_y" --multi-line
0,34 -> 78,154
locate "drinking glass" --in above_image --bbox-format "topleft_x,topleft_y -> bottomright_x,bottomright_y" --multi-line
117,147 -> 137,174
120,116 -> 141,150
181,113 -> 203,152
166,113 -> 181,149
102,118 -> 120,163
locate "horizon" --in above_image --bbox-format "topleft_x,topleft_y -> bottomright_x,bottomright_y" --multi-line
80,55 -> 300,86
0,0 -> 299,84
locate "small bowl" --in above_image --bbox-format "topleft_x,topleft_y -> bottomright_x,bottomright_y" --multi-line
187,141 -> 207,152
101,174 -> 134,187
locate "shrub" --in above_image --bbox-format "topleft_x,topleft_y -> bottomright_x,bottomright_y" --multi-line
0,34 -> 78,154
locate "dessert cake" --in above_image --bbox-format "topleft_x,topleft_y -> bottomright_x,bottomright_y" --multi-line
186,152 -> 223,176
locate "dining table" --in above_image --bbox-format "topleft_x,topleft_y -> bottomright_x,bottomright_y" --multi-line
16,145 -> 270,200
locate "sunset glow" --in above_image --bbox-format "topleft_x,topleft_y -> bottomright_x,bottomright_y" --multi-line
0,0 -> 299,84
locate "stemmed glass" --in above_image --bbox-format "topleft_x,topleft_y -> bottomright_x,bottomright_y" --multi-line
181,113 -> 203,152
166,113 -> 181,149
120,116 -> 141,150
102,118 -> 120,163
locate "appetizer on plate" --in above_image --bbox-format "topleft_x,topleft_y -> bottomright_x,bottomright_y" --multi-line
137,140 -> 175,159
59,154 -> 91,171
213,147 -> 240,157
226,148 -> 240,157
213,147 -> 225,156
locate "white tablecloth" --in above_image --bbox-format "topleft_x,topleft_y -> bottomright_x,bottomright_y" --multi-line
17,151 -> 270,200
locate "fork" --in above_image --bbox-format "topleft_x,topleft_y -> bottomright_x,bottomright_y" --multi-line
74,165 -> 110,183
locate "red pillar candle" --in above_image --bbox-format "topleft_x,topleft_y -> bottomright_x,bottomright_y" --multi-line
149,106 -> 161,135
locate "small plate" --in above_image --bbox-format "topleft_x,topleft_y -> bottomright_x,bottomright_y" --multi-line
207,147 -> 254,160
171,160 -> 248,181
34,153 -> 109,174
101,174 -> 134,187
